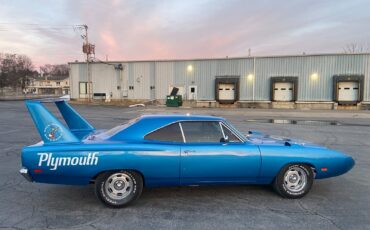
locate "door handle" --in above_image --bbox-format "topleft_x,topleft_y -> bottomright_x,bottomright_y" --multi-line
183,150 -> 196,155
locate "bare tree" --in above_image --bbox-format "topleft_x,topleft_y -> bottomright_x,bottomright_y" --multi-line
16,55 -> 35,89
0,53 -> 37,89
40,64 -> 69,78
343,43 -> 370,53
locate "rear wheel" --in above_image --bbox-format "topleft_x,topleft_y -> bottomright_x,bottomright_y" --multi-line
95,170 -> 143,208
273,164 -> 313,198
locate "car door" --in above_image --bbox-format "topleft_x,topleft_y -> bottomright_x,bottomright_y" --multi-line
179,121 -> 261,185
142,122 -> 183,186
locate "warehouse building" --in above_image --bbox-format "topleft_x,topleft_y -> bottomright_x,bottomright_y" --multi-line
69,53 -> 370,109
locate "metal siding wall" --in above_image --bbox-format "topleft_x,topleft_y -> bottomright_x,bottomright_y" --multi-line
114,66 -> 122,99
91,63 -> 118,99
172,61 -> 200,98
169,59 -> 254,100
128,62 -> 151,99
77,64 -> 87,98
194,60 -> 218,100
256,57 -> 304,101
150,62 -> 155,99
68,64 -> 80,99
71,54 -> 370,102
127,63 -> 134,98
219,59 -> 254,100
365,55 -> 370,101
155,62 -> 174,99
122,63 -> 128,95
255,54 -> 368,101
301,56 -> 333,101
78,64 -> 87,82
301,55 -> 367,101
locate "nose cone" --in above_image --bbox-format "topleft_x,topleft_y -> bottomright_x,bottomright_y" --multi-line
344,155 -> 355,173
334,154 -> 355,177
317,151 -> 355,178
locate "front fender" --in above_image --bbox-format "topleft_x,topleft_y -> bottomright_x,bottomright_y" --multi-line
259,145 -> 355,182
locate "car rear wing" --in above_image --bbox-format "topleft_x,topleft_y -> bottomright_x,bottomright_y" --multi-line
25,98 -> 95,144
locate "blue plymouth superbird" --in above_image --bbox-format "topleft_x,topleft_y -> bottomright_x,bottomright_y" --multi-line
20,99 -> 355,207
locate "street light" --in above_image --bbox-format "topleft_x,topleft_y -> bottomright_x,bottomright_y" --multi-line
310,73 -> 319,81
247,74 -> 254,81
187,65 -> 193,73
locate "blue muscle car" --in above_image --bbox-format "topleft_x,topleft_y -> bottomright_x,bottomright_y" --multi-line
20,99 -> 355,207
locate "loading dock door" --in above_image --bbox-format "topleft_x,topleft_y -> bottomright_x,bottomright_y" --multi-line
274,82 -> 293,101
338,82 -> 359,102
218,83 -> 235,101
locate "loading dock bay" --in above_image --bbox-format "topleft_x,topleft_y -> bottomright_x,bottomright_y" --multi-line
333,75 -> 364,105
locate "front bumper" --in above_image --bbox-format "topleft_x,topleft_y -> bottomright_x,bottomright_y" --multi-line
19,167 -> 33,182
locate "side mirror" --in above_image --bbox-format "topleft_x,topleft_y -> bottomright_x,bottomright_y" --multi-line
220,135 -> 229,143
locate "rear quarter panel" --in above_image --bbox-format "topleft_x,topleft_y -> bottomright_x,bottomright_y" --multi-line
21,143 -> 180,186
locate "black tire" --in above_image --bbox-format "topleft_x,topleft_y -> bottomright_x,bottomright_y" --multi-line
95,170 -> 143,208
273,164 -> 314,199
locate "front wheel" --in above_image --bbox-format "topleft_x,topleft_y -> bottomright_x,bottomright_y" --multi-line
95,170 -> 143,208
273,164 -> 314,199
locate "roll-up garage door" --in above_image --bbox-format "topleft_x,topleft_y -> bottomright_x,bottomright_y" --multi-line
218,83 -> 235,100
338,82 -> 359,102
274,82 -> 293,101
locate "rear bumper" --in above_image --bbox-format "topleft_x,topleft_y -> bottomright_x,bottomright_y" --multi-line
19,167 -> 33,182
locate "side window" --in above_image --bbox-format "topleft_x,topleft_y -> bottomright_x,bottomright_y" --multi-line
181,121 -> 223,143
144,123 -> 183,142
221,124 -> 241,142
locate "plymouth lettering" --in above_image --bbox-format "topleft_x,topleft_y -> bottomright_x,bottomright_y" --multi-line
38,152 -> 99,170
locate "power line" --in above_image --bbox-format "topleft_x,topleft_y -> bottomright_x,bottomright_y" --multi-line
0,23 -> 86,33
0,26 -> 86,41
0,28 -> 75,31
0,27 -> 78,30
0,22 -> 76,26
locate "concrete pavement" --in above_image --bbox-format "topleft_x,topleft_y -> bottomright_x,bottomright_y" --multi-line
0,101 -> 369,230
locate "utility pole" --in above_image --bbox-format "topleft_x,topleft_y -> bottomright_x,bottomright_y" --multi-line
76,24 -> 95,102
83,24 -> 91,102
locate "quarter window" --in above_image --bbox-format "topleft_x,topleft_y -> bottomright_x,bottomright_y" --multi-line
181,121 -> 223,143
144,123 -> 183,142
221,124 -> 241,142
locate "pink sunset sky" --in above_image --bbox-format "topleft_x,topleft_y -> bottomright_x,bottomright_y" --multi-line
0,0 -> 370,68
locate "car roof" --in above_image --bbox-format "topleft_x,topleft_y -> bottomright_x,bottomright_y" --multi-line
139,114 -> 224,121
109,114 -> 225,141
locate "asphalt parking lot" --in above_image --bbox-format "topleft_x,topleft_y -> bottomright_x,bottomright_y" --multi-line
0,101 -> 369,230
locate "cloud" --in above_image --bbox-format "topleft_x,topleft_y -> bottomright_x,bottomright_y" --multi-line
0,0 -> 369,67
100,31 -> 118,52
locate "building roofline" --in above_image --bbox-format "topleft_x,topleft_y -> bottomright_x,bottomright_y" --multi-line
68,52 -> 370,65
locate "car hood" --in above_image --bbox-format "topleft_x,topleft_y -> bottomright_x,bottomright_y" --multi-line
245,130 -> 325,148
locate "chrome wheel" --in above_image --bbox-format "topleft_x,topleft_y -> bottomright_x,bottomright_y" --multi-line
104,172 -> 134,200
283,166 -> 307,192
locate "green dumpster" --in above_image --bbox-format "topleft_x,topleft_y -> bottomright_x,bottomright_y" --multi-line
166,95 -> 183,107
